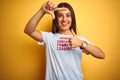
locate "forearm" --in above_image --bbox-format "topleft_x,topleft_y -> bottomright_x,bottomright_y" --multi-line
24,9 -> 45,34
83,44 -> 105,59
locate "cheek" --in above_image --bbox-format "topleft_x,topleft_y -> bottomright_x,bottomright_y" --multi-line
57,18 -> 62,24
69,18 -> 72,25
67,18 -> 72,25
69,18 -> 72,22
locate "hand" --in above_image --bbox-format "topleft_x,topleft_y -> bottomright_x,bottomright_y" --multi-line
60,29 -> 83,48
40,1 -> 67,19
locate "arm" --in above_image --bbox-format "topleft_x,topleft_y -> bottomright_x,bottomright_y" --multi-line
24,1 -> 57,42
77,38 -> 105,59
82,44 -> 105,59
24,9 -> 45,42
61,29 -> 105,59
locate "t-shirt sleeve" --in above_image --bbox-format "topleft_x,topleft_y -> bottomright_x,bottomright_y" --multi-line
79,36 -> 93,45
37,32 -> 50,45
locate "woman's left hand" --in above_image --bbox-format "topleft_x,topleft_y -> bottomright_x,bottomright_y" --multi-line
60,29 -> 83,48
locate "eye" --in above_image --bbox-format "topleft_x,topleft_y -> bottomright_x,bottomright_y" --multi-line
66,14 -> 71,17
57,14 -> 63,18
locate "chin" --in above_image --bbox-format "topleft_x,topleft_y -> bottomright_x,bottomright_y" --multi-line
59,25 -> 71,30
60,27 -> 70,31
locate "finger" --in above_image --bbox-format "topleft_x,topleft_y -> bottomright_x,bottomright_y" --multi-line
49,2 -> 55,10
46,10 -> 55,19
60,37 -> 71,39
71,29 -> 76,36
60,36 -> 72,39
52,4 -> 57,9
43,1 -> 48,9
52,7 -> 67,19
51,12 -> 55,19
70,43 -> 75,48
46,4 -> 50,10
47,1 -> 52,5
46,1 -> 52,10
69,42 -> 72,47
55,7 -> 67,11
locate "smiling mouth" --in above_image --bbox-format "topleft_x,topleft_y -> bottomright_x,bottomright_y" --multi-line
61,22 -> 69,26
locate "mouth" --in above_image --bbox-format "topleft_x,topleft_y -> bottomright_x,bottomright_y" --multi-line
61,22 -> 69,26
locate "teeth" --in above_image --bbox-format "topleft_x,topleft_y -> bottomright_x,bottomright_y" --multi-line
61,22 -> 67,25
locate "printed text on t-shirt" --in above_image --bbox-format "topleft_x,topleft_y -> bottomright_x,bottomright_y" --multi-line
57,39 -> 72,51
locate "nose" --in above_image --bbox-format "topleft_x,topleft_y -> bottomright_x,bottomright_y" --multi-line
62,15 -> 67,21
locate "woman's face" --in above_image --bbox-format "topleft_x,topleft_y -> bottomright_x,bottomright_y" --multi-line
57,7 -> 72,32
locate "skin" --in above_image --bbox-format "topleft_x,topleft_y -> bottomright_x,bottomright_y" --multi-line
57,8 -> 72,34
24,1 -> 105,59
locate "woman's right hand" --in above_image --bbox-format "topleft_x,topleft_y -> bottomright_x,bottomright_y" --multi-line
40,1 -> 57,19
40,1 -> 67,19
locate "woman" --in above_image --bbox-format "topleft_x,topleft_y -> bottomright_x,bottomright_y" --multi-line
24,1 -> 105,80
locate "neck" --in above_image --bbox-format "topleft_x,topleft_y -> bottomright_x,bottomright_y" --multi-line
58,29 -> 72,35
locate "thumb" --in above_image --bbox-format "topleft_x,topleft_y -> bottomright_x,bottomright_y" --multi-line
46,10 -> 55,19
51,12 -> 55,19
71,29 -> 76,36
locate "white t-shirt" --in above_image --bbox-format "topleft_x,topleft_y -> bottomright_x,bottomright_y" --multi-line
38,32 -> 90,80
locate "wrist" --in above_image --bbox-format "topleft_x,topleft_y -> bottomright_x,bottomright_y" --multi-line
39,8 -> 45,15
80,41 -> 88,49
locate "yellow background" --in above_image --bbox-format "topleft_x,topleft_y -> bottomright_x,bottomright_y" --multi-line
0,0 -> 120,80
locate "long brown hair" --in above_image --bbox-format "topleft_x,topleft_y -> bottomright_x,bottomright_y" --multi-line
52,2 -> 77,34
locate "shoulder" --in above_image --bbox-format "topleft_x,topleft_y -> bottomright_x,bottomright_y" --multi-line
41,31 -> 54,37
37,32 -> 54,45
78,36 -> 87,40
41,31 -> 52,35
78,36 -> 92,44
